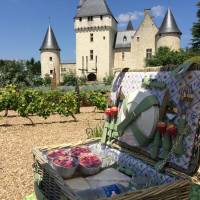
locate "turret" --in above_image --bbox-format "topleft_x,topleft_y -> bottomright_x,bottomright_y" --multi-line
74,0 -> 117,81
126,19 -> 134,31
40,25 -> 61,84
156,8 -> 182,51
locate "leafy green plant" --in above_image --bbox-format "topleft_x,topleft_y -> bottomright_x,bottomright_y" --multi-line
88,91 -> 107,111
56,92 -> 77,121
86,124 -> 104,139
146,47 -> 191,67
63,73 -> 77,86
79,90 -> 107,111
103,75 -> 114,85
184,56 -> 200,64
0,85 -> 19,116
44,74 -> 51,86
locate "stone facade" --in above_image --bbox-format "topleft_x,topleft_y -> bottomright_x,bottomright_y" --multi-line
40,50 -> 61,85
60,63 -> 76,82
156,33 -> 181,51
114,48 -> 131,70
130,10 -> 158,69
75,15 -> 117,81
40,1 -> 182,83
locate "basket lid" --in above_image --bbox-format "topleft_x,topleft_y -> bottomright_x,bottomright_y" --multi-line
108,64 -> 200,176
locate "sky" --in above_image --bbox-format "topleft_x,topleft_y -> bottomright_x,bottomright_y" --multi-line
0,0 -> 198,62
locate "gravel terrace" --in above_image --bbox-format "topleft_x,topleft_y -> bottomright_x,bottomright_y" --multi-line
0,107 -> 103,200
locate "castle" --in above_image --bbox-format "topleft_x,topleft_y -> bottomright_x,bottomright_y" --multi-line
40,0 -> 182,83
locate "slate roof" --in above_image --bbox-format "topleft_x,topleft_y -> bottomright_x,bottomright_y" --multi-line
115,30 -> 136,49
75,0 -> 115,20
158,8 -> 182,35
40,25 -> 60,51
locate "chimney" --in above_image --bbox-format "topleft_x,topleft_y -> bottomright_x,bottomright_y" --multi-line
144,8 -> 151,17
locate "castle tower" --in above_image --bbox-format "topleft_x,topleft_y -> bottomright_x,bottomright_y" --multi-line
40,25 -> 61,84
156,8 -> 182,51
74,0 -> 118,81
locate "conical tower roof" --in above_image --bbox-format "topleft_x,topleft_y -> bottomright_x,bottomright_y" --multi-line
158,8 -> 182,35
76,0 -> 115,19
126,20 -> 134,31
40,25 -> 60,51
77,0 -> 86,9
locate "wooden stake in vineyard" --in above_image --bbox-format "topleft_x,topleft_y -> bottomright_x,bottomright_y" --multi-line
51,68 -> 57,90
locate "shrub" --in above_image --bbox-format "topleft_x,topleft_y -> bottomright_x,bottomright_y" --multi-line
184,56 -> 200,64
44,74 -> 51,86
146,47 -> 190,67
103,75 -> 114,85
63,73 -> 77,86
0,85 -> 19,116
80,90 -> 107,111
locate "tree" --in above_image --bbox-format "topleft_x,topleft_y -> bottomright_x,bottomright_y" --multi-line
26,58 -> 41,75
0,60 -> 32,87
146,47 -> 190,67
192,2 -> 200,52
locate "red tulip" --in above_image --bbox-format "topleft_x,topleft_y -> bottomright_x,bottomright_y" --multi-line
105,108 -> 112,116
166,124 -> 177,138
111,107 -> 118,117
157,122 -> 167,135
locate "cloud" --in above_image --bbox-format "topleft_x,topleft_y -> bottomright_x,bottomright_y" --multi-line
117,11 -> 143,24
151,5 -> 165,17
117,5 -> 165,27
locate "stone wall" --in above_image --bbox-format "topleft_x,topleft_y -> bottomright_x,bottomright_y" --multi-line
40,50 -> 61,84
130,11 -> 158,69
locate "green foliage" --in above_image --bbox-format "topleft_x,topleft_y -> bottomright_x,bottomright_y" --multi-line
103,75 -> 114,85
32,76 -> 44,87
43,74 -> 51,86
0,60 -> 31,87
184,56 -> 200,64
88,91 -> 107,111
0,86 -> 77,123
63,73 -> 77,86
86,124 -> 103,139
146,47 -> 190,67
78,76 -> 87,85
26,58 -> 41,75
0,59 -> 41,87
192,2 -> 200,52
56,92 -> 77,120
80,90 -> 107,111
0,85 -> 19,112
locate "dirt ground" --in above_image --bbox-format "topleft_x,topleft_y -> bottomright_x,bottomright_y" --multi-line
0,107 -> 103,200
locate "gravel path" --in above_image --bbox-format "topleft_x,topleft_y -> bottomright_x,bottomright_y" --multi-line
0,107 -> 103,200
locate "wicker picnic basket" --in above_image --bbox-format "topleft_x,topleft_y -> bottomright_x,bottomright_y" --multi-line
33,64 -> 200,200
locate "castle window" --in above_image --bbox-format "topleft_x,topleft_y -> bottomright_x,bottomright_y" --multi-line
100,15 -> 103,20
137,37 -> 140,42
90,33 -> 94,42
103,36 -> 106,40
79,17 -> 82,22
123,36 -> 127,42
146,49 -> 152,60
86,56 -> 88,70
50,70 -> 53,74
82,56 -> 84,69
122,52 -> 125,61
49,57 -> 53,61
90,50 -> 94,60
88,16 -> 93,21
